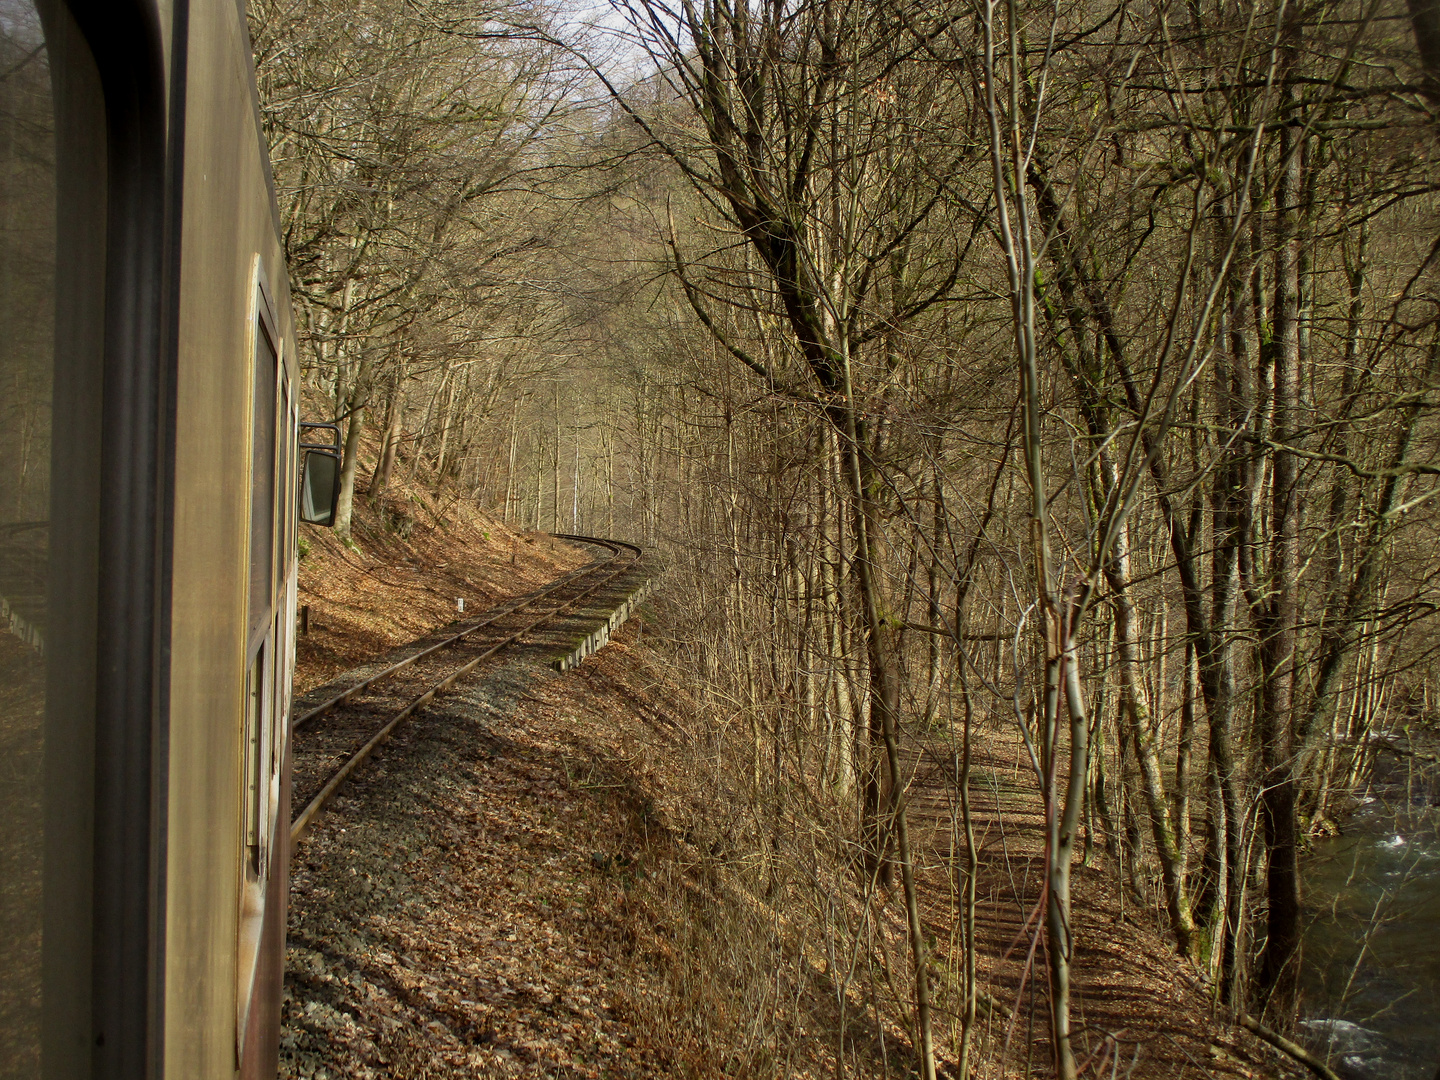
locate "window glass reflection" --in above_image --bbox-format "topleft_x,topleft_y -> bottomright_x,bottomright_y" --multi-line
0,2 -> 54,1076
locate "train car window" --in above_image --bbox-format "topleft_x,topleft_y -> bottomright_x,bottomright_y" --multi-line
244,646 -> 263,867
239,280 -> 289,1050
276,379 -> 295,746
1,1 -> 106,1075
245,283 -> 281,875
0,5 -> 59,1072
279,379 -> 293,576
249,315 -> 278,652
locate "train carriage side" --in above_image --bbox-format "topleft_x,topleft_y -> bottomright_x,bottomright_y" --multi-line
0,0 -> 305,1077
168,0 -> 300,1076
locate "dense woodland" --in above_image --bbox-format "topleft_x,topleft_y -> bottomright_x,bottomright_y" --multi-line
253,0 -> 1440,1075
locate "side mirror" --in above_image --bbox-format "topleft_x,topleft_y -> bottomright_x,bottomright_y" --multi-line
299,450 -> 341,526
298,422 -> 343,527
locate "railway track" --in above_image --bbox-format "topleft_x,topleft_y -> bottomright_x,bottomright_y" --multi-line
288,534 -> 645,845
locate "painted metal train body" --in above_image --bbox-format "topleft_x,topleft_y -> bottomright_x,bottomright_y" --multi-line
0,1 -> 319,1076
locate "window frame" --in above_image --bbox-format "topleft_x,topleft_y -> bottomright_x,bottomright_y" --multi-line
30,1 -> 171,1077
236,258 -> 289,1057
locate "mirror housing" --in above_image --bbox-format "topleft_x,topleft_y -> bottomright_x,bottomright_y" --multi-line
299,449 -> 341,526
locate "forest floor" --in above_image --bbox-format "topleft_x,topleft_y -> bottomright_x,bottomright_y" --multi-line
283,484 -> 1303,1079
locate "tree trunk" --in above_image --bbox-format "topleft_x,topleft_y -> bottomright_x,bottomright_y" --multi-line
1254,107 -> 1304,1012
1174,640 -> 1197,885
1101,515 -> 1197,955
433,369 -> 457,483
1408,0 -> 1440,99
369,354 -> 405,497
552,381 -> 561,533
333,349 -> 373,542
503,399 -> 519,523
1048,622 -> 1091,1080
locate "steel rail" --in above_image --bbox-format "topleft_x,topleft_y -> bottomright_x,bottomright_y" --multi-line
554,533 -> 641,559
291,535 -> 621,732
289,538 -> 641,844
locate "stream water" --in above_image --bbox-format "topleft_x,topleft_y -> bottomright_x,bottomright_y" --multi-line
1300,754 -> 1440,1080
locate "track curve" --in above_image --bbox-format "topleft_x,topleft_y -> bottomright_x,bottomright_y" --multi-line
289,534 -> 644,845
